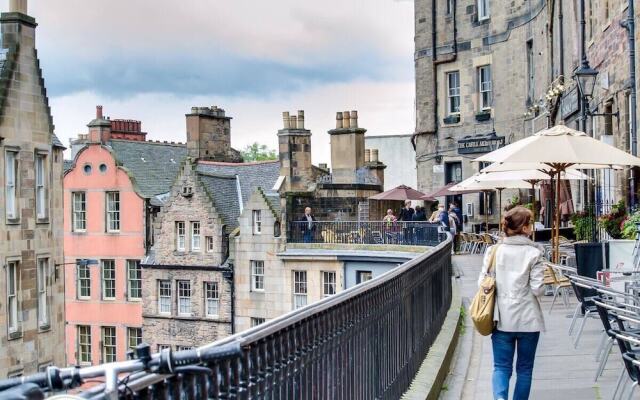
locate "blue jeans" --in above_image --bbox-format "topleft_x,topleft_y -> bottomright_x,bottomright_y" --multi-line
303,230 -> 313,243
491,330 -> 540,400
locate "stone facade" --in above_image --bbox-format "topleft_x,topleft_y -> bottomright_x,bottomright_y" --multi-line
186,106 -> 242,163
0,7 -> 65,376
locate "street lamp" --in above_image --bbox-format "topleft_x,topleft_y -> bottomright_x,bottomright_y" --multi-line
54,258 -> 99,281
574,63 -> 598,99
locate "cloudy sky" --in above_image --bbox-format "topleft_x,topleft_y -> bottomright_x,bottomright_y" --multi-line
18,0 -> 415,165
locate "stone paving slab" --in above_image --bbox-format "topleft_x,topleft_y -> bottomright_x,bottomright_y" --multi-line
441,254 -> 625,400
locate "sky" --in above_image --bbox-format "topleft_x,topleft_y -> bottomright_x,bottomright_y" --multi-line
17,0 -> 415,165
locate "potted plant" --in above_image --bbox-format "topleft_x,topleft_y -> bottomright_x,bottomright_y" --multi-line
475,110 -> 491,121
570,211 -> 593,242
621,210 -> 640,239
443,114 -> 460,124
598,200 -> 627,239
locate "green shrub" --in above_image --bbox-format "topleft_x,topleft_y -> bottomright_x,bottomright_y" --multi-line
571,212 -> 592,242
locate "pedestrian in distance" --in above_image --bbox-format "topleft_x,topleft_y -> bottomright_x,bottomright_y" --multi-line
399,200 -> 415,244
299,207 -> 316,243
478,206 -> 545,400
412,205 -> 427,244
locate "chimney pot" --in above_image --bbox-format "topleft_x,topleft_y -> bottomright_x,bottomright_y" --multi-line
290,116 -> 297,128
343,110 -> 351,128
365,149 -> 371,163
9,0 -> 27,14
350,110 -> 358,128
336,112 -> 343,129
297,110 -> 305,129
282,111 -> 290,129
96,105 -> 103,120
371,149 -> 379,162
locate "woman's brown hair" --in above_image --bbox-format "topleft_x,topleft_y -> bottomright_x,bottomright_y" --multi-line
502,206 -> 533,237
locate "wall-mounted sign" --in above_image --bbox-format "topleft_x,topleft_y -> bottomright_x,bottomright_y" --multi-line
560,86 -> 579,120
433,164 -> 444,173
457,134 -> 505,155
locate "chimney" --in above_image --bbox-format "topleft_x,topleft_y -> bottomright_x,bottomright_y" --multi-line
290,115 -> 297,129
278,110 -> 313,192
350,111 -> 358,128
186,106 -> 233,162
365,149 -> 371,163
96,105 -> 103,120
9,0 -> 27,14
283,112 -> 290,129
297,110 -> 305,129
336,112 -> 343,129
87,105 -> 112,143
328,109 -> 367,184
343,110 -> 351,128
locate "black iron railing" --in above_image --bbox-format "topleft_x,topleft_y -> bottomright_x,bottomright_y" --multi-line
288,220 -> 443,247
0,235 -> 452,400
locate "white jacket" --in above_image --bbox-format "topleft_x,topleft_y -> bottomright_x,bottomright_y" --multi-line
477,235 -> 546,332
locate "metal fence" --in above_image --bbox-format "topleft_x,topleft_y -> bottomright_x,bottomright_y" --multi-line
288,221 -> 443,247
0,236 -> 452,400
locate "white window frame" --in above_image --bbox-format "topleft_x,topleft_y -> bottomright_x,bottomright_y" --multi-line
126,260 -> 142,300
127,327 -> 142,351
35,153 -> 47,220
177,280 -> 191,316
5,150 -> 18,220
72,192 -> 87,232
191,222 -> 201,251
477,0 -> 490,20
158,344 -> 171,352
292,270 -> 307,310
176,221 -> 186,251
251,317 -> 266,327
101,326 -> 116,363
446,71 -> 461,116
37,258 -> 49,328
251,260 -> 265,291
176,345 -> 194,351
77,325 -> 92,365
322,271 -> 337,298
252,210 -> 262,234
478,65 -> 492,110
101,260 -> 116,300
77,262 -> 91,299
158,280 -> 171,314
206,236 -> 214,253
204,281 -> 220,318
7,260 -> 19,333
106,192 -> 120,232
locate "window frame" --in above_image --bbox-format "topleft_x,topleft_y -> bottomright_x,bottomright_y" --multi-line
101,326 -> 116,363
126,260 -> 142,300
77,325 -> 92,365
204,281 -> 220,318
446,71 -> 461,116
177,280 -> 192,316
478,65 -> 492,111
127,327 -> 142,352
105,191 -> 120,232
251,260 -> 265,292
292,270 -> 308,310
158,280 -> 172,315
72,192 -> 87,232
252,210 -> 262,234
77,262 -> 91,300
101,260 -> 116,300
37,257 -> 50,328
251,317 -> 266,327
322,271 -> 337,298
191,222 -> 201,251
5,150 -> 18,221
7,260 -> 20,334
35,153 -> 48,220
477,0 -> 490,20
206,236 -> 214,253
176,221 -> 186,251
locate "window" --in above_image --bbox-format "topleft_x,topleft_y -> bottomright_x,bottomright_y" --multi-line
127,260 -> 142,300
477,0 -> 490,20
204,282 -> 220,317
322,271 -> 337,297
127,327 -> 142,351
37,258 -> 49,327
191,222 -> 201,251
158,344 -> 171,352
356,271 -> 373,284
158,280 -> 171,314
77,325 -> 92,365
5,150 -> 17,220
176,345 -> 194,351
478,65 -> 492,110
77,262 -> 91,299
176,221 -> 186,251
106,192 -> 120,232
72,192 -> 86,232
251,317 -> 266,327
206,236 -> 214,252
101,260 -> 116,300
252,210 -> 262,234
35,154 -> 47,219
446,0 -> 454,15
177,280 -> 191,316
7,260 -> 19,333
101,326 -> 116,363
292,271 -> 307,309
251,260 -> 265,291
447,71 -> 461,115
526,40 -> 534,105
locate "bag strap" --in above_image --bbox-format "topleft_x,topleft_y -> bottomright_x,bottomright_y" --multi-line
486,245 -> 500,275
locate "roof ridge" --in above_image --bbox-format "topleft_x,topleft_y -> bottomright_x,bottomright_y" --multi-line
109,139 -> 186,147
197,171 -> 237,179
197,159 -> 279,166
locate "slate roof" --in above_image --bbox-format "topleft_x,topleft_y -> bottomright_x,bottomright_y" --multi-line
108,140 -> 188,198
195,160 -> 280,230
63,159 -> 73,173
52,133 -> 65,149
263,191 -> 281,216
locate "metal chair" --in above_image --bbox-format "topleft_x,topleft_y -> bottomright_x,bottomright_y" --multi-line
568,275 -> 602,348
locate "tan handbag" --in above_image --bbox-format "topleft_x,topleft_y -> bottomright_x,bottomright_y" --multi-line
469,245 -> 500,336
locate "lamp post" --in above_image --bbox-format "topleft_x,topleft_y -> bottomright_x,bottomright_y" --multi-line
54,259 -> 99,281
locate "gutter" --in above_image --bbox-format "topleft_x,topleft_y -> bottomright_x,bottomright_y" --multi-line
621,0 -> 638,205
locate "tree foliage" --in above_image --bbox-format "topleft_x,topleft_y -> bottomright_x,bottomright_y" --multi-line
241,142 -> 277,162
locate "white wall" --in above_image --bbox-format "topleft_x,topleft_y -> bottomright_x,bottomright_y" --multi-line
365,134 -> 417,190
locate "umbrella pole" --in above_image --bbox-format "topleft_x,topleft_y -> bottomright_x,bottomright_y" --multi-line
498,188 -> 504,234
553,169 -> 564,264
485,191 -> 489,233
531,182 -> 536,241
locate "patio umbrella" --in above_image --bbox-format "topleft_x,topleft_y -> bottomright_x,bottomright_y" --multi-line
369,185 -> 429,201
475,124 -> 640,262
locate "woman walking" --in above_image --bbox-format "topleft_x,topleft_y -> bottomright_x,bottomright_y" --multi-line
478,206 -> 546,400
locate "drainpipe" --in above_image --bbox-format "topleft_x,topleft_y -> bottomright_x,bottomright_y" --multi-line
558,0 -> 564,79
223,268 -> 235,334
622,0 -> 637,207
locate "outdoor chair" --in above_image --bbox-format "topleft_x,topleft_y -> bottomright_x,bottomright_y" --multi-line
544,263 -> 572,313
612,331 -> 640,399
371,231 -> 384,245
568,275 -> 602,348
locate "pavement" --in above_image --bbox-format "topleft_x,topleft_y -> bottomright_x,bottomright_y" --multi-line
440,254 -> 623,400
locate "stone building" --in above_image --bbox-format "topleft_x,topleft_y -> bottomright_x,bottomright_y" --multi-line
141,107 -> 279,351
414,0 -> 639,224
63,106 -> 187,365
0,1 -> 66,376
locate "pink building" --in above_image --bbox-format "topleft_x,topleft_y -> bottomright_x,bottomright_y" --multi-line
63,107 -> 186,365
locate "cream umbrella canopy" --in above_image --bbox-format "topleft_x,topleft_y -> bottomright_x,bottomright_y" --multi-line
475,124 -> 640,262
